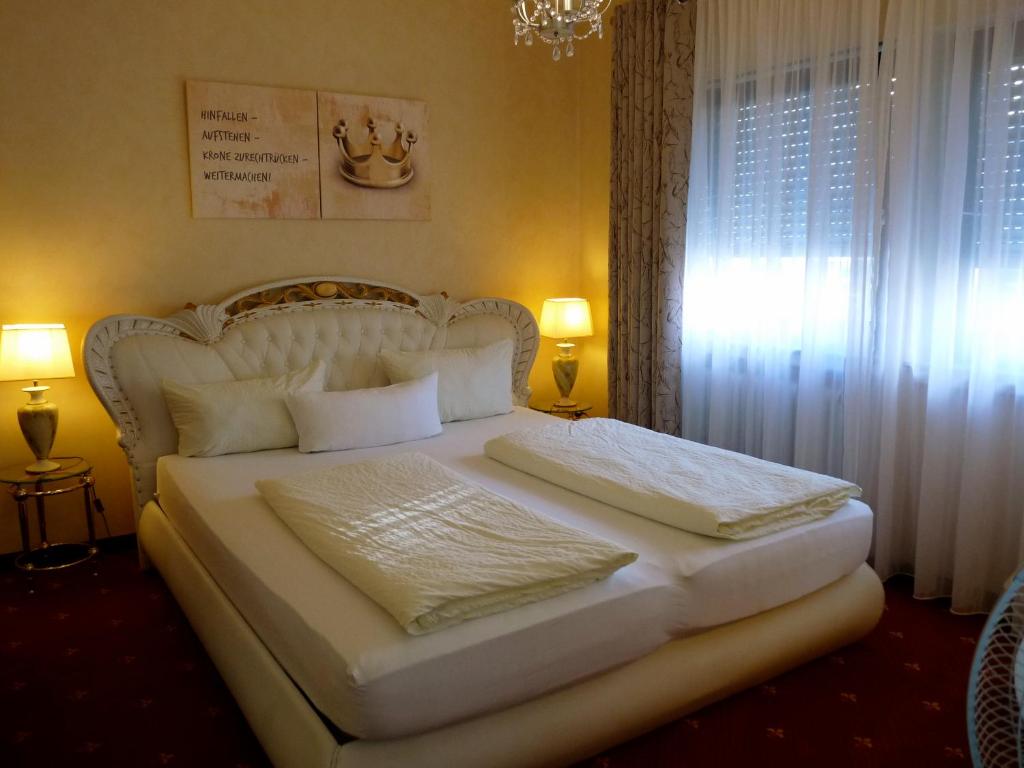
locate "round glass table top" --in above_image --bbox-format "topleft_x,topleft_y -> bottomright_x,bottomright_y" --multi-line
530,401 -> 593,414
0,457 -> 91,486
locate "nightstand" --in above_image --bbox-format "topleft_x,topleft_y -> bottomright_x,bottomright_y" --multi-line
1,456 -> 99,571
529,401 -> 593,420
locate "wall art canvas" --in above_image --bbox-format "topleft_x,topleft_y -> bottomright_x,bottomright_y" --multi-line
186,80 -> 320,219
317,91 -> 431,221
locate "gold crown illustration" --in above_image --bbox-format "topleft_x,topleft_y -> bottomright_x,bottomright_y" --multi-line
332,117 -> 418,189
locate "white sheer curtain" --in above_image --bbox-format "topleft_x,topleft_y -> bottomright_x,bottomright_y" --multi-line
683,0 -> 1024,612
849,0 -> 1024,612
682,0 -> 881,475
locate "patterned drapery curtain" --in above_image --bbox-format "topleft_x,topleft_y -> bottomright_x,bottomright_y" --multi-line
608,0 -> 695,434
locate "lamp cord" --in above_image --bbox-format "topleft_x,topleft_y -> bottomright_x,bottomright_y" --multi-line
93,497 -> 112,538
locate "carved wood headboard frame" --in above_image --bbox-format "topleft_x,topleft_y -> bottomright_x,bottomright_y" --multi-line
84,276 -> 539,518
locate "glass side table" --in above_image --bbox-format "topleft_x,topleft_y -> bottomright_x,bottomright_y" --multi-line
529,401 -> 593,420
0,456 -> 98,571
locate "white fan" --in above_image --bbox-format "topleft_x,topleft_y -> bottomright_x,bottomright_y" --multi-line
969,569 -> 1024,767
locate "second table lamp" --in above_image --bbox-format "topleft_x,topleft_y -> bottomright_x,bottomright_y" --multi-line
538,298 -> 593,407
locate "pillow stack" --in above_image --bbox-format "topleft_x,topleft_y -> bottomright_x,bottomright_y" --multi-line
161,338 -> 515,457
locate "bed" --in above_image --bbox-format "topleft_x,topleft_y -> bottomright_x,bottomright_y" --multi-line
84,276 -> 884,768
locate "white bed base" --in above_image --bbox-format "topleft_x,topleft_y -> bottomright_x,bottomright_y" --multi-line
141,499 -> 883,768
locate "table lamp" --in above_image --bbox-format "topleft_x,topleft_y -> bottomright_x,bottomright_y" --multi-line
539,298 -> 593,407
0,324 -> 76,473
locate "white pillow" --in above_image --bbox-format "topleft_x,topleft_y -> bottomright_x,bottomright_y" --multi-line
380,339 -> 514,422
162,360 -> 326,457
287,373 -> 442,453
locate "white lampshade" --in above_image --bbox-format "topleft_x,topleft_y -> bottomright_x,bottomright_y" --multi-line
539,298 -> 594,339
0,324 -> 76,382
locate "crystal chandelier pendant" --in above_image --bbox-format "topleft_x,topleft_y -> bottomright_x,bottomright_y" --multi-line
510,0 -> 611,61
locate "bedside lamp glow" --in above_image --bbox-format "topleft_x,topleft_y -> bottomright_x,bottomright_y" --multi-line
0,324 -> 75,473
539,298 -> 593,407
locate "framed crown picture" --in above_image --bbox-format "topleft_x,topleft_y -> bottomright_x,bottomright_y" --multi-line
317,91 -> 431,221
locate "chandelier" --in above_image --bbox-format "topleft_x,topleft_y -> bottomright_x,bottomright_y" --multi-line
511,0 -> 611,61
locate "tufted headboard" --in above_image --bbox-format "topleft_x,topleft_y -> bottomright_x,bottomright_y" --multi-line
84,276 -> 539,521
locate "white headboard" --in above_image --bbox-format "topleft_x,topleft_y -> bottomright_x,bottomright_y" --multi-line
84,276 -> 539,519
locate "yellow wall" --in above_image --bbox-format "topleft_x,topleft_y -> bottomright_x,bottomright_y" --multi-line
577,30 -> 613,418
0,0 -> 606,552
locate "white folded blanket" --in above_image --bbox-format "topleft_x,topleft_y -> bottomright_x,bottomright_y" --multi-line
484,419 -> 861,540
255,452 -> 637,635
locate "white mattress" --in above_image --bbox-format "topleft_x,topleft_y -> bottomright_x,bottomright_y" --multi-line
156,407 -> 872,740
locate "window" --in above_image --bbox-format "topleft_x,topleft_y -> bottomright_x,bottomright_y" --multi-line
958,22 -> 1024,372
686,52 -> 871,356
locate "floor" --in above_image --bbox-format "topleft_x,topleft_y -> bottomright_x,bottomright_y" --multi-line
0,539 -> 986,768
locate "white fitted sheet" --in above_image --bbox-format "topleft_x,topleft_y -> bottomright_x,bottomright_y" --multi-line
156,407 -> 872,740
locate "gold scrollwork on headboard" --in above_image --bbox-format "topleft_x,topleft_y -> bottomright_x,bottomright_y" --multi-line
224,281 -> 420,316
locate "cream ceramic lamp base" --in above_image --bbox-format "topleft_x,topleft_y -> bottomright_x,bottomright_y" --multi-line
18,383 -> 61,474
552,341 -> 580,407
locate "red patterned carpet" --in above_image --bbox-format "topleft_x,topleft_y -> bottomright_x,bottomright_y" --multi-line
0,539 -> 985,768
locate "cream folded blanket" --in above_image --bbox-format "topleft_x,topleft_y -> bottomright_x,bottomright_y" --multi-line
256,452 -> 637,635
484,419 -> 861,540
